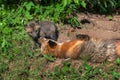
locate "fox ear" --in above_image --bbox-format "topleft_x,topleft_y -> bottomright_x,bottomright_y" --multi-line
48,40 -> 57,48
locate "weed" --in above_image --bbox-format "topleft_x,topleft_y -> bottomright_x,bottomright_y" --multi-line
0,62 -> 8,73
80,62 -> 100,79
43,54 -> 55,62
67,17 -> 80,28
108,15 -> 113,20
111,70 -> 120,80
115,58 -> 120,66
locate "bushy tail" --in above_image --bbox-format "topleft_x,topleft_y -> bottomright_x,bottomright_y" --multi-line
80,38 -> 118,62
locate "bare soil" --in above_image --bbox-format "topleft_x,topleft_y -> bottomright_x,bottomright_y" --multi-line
58,13 -> 120,42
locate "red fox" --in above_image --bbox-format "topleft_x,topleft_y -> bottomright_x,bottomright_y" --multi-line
38,35 -> 120,62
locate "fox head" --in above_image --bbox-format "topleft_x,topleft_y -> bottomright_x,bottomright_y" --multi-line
24,20 -> 40,39
38,38 -> 86,58
38,38 -> 58,55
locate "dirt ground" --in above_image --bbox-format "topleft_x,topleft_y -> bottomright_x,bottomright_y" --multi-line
58,13 -> 120,42
42,13 -> 120,72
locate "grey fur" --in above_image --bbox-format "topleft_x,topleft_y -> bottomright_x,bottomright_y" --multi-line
24,20 -> 58,48
79,38 -> 117,62
38,21 -> 58,41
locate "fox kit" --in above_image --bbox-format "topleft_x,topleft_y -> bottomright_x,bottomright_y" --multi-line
38,35 -> 120,63
24,20 -> 58,47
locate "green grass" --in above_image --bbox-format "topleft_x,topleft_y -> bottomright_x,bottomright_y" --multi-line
1,55 -> 120,80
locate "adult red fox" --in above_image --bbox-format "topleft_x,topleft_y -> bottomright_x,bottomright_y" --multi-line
38,34 -> 120,62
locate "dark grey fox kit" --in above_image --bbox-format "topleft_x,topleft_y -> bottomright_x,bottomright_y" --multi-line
24,20 -> 58,47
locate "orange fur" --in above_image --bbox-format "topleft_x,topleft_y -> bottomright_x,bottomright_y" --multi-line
115,41 -> 120,57
39,38 -> 85,58
56,40 -> 84,58
39,37 -> 120,62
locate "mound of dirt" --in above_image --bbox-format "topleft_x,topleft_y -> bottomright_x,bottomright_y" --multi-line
58,13 -> 120,42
